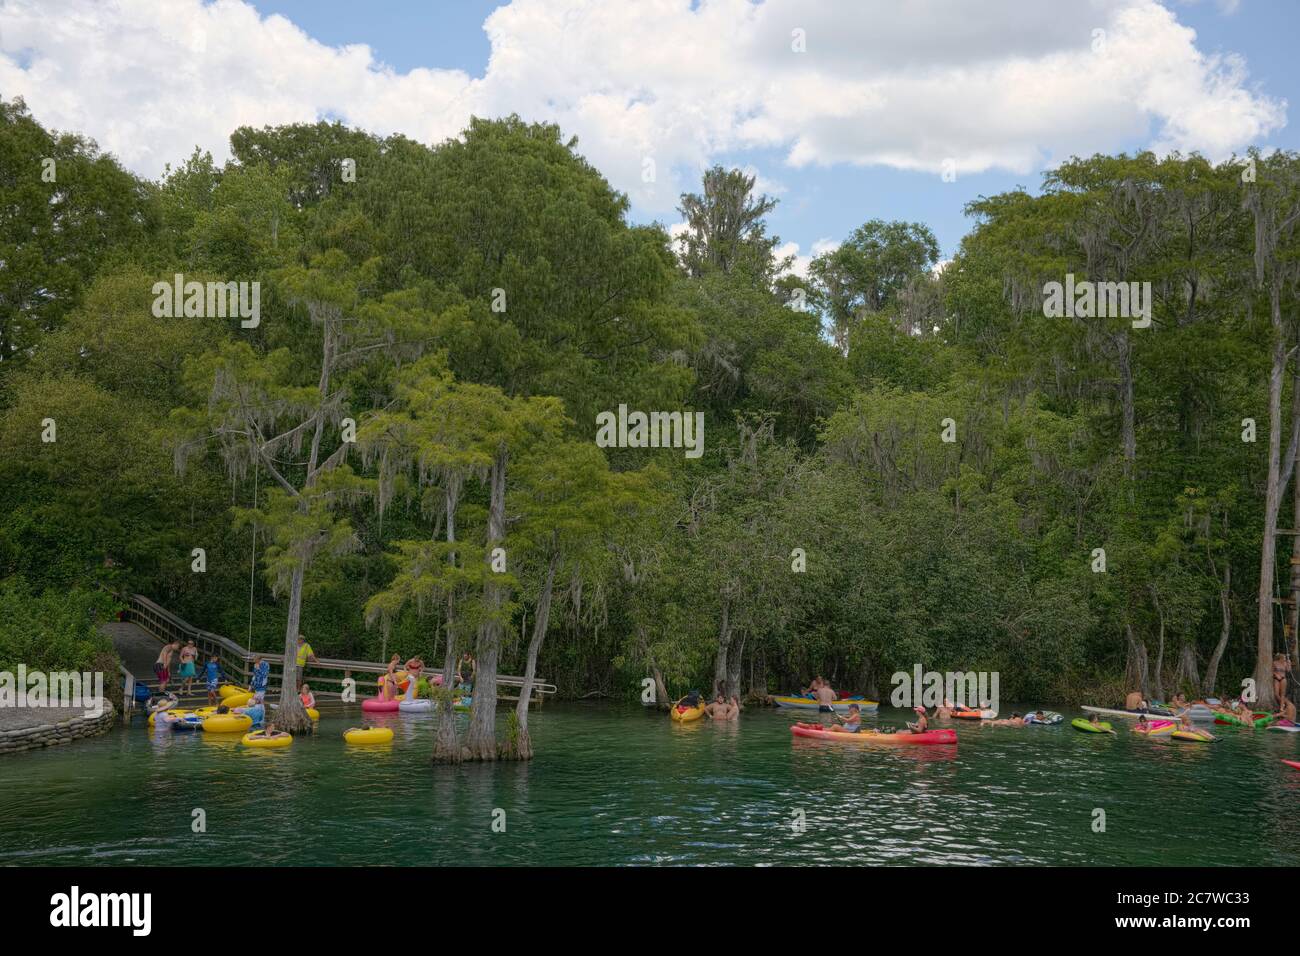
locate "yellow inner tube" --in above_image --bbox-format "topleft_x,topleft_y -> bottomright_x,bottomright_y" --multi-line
344,727 -> 394,745
241,731 -> 292,748
306,706 -> 320,721
222,692 -> 254,709
203,714 -> 253,734
218,684 -> 249,699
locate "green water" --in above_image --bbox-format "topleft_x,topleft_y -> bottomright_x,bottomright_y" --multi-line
2,703 -> 1299,866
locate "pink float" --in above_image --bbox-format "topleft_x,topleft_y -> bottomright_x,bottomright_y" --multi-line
362,697 -> 400,713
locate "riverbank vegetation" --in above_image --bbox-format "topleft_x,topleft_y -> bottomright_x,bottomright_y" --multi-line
2,95 -> 1299,753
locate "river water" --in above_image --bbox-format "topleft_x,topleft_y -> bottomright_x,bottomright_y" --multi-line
1,703 -> 1297,866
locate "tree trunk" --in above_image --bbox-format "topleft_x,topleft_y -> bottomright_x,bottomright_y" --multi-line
651,663 -> 670,711
1125,623 -> 1149,700
464,445 -> 508,761
1203,562 -> 1232,696
1290,379 -> 1300,677
275,564 -> 310,733
1172,644 -> 1200,695
725,631 -> 747,700
712,597 -> 732,697
1149,585 -> 1166,702
1117,330 -> 1136,481
507,552 -> 559,761
434,485 -> 462,763
1254,284 -> 1286,710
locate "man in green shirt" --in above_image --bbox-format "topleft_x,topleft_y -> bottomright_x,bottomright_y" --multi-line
295,634 -> 317,690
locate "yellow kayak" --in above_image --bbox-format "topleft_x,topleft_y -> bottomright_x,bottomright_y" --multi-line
671,703 -> 705,722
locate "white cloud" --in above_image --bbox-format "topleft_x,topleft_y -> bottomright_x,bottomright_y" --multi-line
776,237 -> 839,280
0,0 -> 1284,212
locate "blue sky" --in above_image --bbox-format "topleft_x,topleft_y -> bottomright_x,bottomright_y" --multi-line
250,0 -> 1300,260
2,0 -> 1292,266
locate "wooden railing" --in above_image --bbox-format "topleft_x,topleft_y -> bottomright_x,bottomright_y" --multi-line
122,594 -> 555,706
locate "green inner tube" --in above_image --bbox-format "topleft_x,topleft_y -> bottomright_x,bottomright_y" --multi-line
1070,717 -> 1112,734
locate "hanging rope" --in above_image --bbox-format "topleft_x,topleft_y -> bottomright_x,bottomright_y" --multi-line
246,454 -> 258,657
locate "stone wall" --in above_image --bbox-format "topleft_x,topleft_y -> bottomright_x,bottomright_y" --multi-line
0,703 -> 117,755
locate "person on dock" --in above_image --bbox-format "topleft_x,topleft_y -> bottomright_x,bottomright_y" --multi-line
204,655 -> 223,706
295,634 -> 317,689
154,640 -> 180,694
826,703 -> 862,733
250,654 -> 270,702
456,652 -> 477,693
178,640 -> 199,694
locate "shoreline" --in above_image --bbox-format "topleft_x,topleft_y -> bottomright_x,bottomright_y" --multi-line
0,703 -> 117,755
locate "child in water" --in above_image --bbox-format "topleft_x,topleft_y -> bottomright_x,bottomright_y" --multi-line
300,684 -> 316,709
249,721 -> 290,742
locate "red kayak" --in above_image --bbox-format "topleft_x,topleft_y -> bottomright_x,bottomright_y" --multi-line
1282,760 -> 1300,771
791,722 -> 957,746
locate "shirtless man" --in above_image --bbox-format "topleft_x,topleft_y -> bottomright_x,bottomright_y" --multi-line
1124,690 -> 1146,712
815,680 -> 837,713
154,641 -> 180,694
705,693 -> 730,720
936,698 -> 954,719
991,712 -> 1025,727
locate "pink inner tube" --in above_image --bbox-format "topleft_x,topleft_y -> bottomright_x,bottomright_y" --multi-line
362,697 -> 400,713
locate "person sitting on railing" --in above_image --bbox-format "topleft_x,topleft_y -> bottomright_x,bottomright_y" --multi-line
178,640 -> 199,695
250,655 -> 271,702
204,655 -> 223,707
381,655 -> 402,701
405,655 -> 425,696
295,634 -> 317,690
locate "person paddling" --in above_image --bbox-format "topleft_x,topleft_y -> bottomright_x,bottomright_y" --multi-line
826,703 -> 862,734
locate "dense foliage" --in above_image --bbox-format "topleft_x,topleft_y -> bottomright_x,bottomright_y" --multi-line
3,95 -> 1298,740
